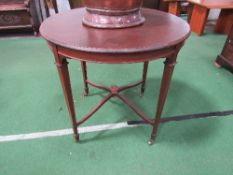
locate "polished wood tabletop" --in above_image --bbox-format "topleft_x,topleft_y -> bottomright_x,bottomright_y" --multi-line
40,8 -> 190,55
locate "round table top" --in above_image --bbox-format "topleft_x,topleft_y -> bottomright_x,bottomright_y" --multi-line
40,8 -> 190,54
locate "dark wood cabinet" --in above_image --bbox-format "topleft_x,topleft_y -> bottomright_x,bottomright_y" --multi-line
215,25 -> 233,72
0,0 -> 39,34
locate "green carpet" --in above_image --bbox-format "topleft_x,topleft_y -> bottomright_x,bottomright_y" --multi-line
0,32 -> 233,175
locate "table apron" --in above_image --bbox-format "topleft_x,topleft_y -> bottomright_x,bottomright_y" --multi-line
53,44 -> 178,64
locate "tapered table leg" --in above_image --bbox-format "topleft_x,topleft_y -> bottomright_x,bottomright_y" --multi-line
51,45 -> 79,142
141,61 -> 149,96
148,45 -> 182,145
80,61 -> 89,96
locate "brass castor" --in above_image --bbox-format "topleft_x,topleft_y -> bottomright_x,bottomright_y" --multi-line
74,134 -> 80,143
140,88 -> 145,97
148,139 -> 154,145
83,88 -> 89,96
83,91 -> 88,96
215,62 -> 222,68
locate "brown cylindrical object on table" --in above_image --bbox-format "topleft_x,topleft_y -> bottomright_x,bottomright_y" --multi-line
82,0 -> 145,28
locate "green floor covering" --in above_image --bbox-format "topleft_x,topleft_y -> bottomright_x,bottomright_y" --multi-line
0,32 -> 233,174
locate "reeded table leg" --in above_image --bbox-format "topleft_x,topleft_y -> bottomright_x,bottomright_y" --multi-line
51,45 -> 79,142
149,44 -> 182,145
141,61 -> 149,96
80,61 -> 89,96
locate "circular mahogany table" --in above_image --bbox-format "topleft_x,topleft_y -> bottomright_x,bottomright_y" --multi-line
40,8 -> 190,144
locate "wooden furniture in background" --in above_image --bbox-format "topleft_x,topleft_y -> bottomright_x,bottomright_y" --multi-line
43,0 -> 168,17
164,0 -> 186,16
215,25 -> 233,72
143,0 -> 160,8
43,0 -> 83,16
143,0 -> 168,11
68,0 -> 168,10
40,8 -> 190,144
68,0 -> 82,8
43,0 -> 58,17
42,0 -> 169,19
0,0 -> 39,34
163,0 -> 191,21
187,0 -> 233,36
163,0 -> 192,23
